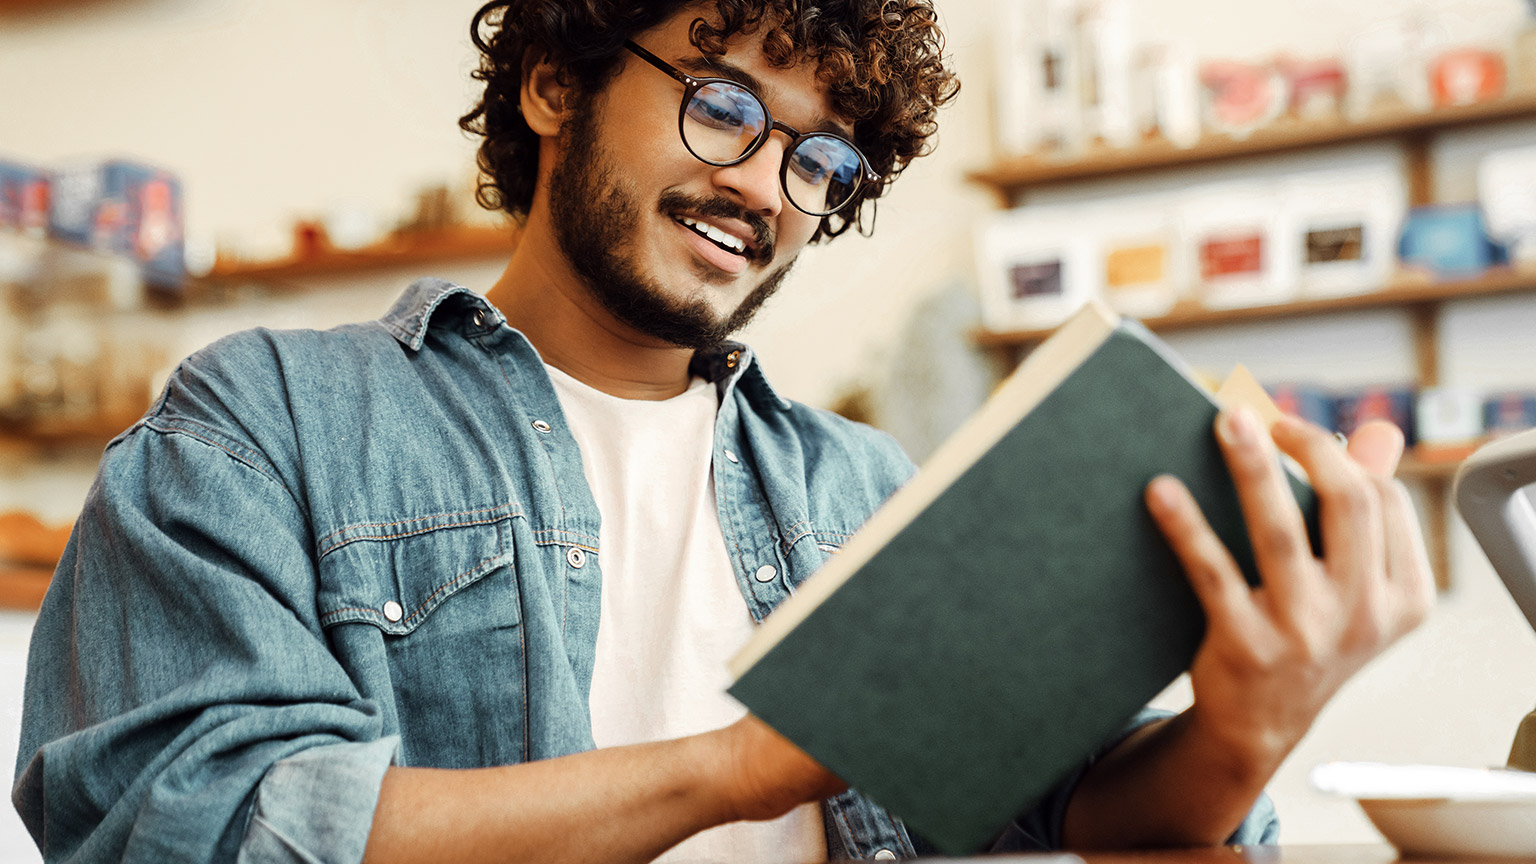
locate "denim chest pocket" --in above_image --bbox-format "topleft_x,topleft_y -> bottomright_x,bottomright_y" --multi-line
316,513 -> 518,635
314,509 -> 529,767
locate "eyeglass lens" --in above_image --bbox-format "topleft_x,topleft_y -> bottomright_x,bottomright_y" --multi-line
683,80 -> 864,216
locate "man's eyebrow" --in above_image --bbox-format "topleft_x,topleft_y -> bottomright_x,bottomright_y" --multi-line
676,55 -> 853,138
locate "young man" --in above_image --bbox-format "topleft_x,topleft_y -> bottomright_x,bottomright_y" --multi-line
15,2 -> 1435,862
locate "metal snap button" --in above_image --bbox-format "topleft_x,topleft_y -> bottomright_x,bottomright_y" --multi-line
382,601 -> 404,623
724,449 -> 739,464
532,420 -> 552,433
753,564 -> 777,583
872,850 -> 896,861
566,547 -> 587,569
471,308 -> 487,327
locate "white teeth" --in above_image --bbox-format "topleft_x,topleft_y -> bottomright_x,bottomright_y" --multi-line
679,216 -> 747,254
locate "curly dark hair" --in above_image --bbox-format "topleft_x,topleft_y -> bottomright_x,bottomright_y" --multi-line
458,0 -> 960,242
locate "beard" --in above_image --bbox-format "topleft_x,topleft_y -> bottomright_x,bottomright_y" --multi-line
547,102 -> 794,351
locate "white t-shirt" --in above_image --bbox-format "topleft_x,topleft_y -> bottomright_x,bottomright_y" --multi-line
546,364 -> 826,864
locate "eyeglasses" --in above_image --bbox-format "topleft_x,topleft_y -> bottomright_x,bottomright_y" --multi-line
624,40 -> 879,217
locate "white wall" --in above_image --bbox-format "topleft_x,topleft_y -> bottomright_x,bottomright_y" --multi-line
4,0 -> 1536,857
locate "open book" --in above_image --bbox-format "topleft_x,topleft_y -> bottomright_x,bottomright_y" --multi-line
728,301 -> 1318,854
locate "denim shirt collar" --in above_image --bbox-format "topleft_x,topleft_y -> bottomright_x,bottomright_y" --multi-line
380,277 -> 794,414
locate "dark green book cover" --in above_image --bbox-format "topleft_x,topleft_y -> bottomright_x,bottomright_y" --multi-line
728,307 -> 1318,854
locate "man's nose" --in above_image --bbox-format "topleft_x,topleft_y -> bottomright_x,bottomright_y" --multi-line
711,133 -> 786,219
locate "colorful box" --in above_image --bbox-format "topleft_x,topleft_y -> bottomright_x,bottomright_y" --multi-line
48,160 -> 185,289
1335,386 -> 1417,446
1268,383 -> 1336,430
1483,392 -> 1536,438
0,161 -> 50,236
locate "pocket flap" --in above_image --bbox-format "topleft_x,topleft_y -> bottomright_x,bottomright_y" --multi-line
317,515 -> 514,636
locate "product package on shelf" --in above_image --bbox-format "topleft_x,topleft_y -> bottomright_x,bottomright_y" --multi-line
1346,17 -> 1433,120
1132,43 -> 1201,148
1277,56 -> 1348,122
976,203 -> 1096,332
1086,193 -> 1184,318
1479,144 -> 1536,265
1416,387 -> 1486,459
1078,0 -> 1136,149
992,0 -> 1086,156
1430,48 -> 1506,108
1181,182 -> 1294,309
1483,392 -> 1536,438
1336,385 -> 1418,446
1199,60 -> 1288,139
1269,382 -> 1337,430
1284,166 -> 1408,299
48,160 -> 185,292
0,161 -> 50,236
1398,204 -> 1509,279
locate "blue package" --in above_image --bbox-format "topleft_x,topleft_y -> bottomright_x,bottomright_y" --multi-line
1484,393 -> 1536,437
48,160 -> 184,289
1398,204 -> 1509,278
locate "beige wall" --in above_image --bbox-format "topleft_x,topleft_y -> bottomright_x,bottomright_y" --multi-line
4,0 -> 1536,858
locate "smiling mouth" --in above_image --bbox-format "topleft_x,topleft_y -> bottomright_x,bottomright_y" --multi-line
673,214 -> 749,258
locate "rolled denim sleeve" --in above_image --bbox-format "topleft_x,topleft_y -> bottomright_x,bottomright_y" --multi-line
14,423 -> 391,863
238,739 -> 399,863
988,707 -> 1280,851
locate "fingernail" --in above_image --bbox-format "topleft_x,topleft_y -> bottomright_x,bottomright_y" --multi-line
1147,475 -> 1179,511
1217,407 -> 1257,445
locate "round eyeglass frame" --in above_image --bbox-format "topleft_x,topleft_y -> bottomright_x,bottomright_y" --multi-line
623,40 -> 880,218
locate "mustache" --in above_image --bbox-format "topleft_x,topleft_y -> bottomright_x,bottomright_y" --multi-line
657,190 -> 775,263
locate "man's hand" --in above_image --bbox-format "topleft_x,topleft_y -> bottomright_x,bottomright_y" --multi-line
1147,409 -> 1436,781
715,714 -> 848,822
1062,410 -> 1435,850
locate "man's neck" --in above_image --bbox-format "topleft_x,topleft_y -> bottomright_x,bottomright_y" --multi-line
486,217 -> 697,401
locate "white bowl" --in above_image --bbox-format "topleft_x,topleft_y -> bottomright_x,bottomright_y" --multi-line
1312,762 -> 1536,859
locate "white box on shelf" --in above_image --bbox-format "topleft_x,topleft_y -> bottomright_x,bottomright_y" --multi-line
1479,144 -> 1536,264
1080,0 -> 1136,149
993,0 -> 1043,156
1417,386 -> 1485,447
1083,194 -> 1185,318
976,203 -> 1097,332
1283,166 -> 1408,298
1180,182 -> 1294,310
993,0 -> 1087,156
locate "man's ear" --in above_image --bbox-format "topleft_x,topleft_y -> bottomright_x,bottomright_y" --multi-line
521,52 -> 572,137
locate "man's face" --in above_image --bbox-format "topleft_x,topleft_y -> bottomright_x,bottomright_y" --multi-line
546,8 -> 841,350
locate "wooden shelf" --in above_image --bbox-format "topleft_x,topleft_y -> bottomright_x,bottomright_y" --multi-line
976,267 -> 1536,348
968,92 -> 1536,193
203,225 -> 518,282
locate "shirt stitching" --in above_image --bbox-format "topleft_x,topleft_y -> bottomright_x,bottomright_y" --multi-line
142,417 -> 285,487
316,503 -> 521,552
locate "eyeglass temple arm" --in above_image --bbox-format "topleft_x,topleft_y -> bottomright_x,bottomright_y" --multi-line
623,41 -> 698,88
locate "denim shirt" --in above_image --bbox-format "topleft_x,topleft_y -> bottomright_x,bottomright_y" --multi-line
14,279 -> 1276,863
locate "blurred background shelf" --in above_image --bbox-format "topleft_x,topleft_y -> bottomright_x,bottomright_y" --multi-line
201,224 -> 518,284
969,92 -> 1536,195
975,267 -> 1536,348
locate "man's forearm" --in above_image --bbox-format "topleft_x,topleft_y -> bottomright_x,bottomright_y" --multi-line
362,715 -> 842,864
1059,708 -> 1284,850
363,731 -> 732,864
